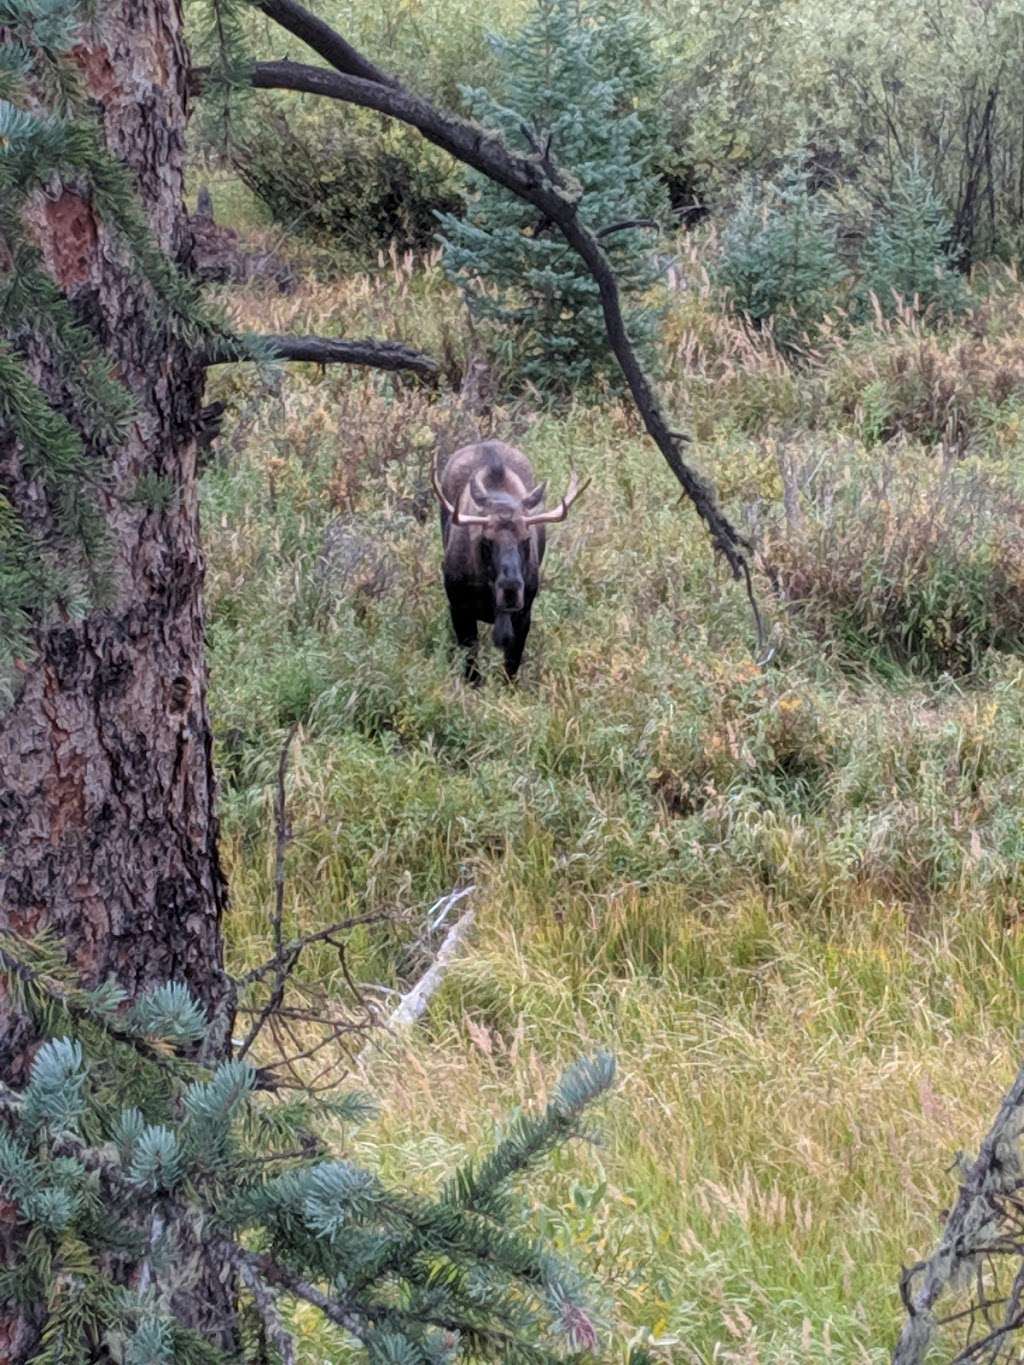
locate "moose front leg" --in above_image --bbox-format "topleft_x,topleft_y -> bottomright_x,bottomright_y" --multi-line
502,609 -> 533,683
448,603 -> 482,686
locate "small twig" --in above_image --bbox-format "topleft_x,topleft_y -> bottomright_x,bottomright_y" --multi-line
273,726 -> 296,966
950,1311 -> 1024,1363
428,884 -> 475,934
235,725 -> 299,1059
135,1210 -> 165,1297
219,1241 -> 367,1341
237,912 -> 390,987
235,1251 -> 298,1365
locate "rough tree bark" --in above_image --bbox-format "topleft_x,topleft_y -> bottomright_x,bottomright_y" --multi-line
0,3 -> 234,1073
0,6 -> 235,1354
0,6 -> 436,1082
0,7 -> 437,1353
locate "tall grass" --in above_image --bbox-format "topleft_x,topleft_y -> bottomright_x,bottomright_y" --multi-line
203,246 -> 1024,1360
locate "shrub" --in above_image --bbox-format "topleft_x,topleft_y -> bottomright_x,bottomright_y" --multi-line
761,444 -> 1024,677
856,163 -> 968,321
660,0 -> 1024,263
0,935 -> 617,1362
438,0 -> 670,391
823,292 -> 1024,454
235,109 -> 464,255
713,170 -> 844,349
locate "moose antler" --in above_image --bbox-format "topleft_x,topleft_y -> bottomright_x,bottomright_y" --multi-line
430,458 -> 489,527
523,470 -> 590,525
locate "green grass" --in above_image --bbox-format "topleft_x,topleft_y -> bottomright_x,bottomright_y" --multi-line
202,248 -> 1024,1361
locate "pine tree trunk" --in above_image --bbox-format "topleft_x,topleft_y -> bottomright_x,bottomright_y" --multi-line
0,7 -> 232,1085
0,21 -> 234,1064
0,5 -> 237,1357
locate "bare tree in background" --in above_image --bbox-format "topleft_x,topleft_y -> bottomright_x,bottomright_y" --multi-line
895,1062 -> 1024,1363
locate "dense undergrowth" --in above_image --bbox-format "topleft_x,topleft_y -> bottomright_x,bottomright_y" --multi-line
202,224 -> 1024,1361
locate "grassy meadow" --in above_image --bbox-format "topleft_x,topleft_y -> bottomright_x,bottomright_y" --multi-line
199,216 -> 1024,1361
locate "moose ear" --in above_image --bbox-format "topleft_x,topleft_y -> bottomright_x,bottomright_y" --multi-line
469,473 -> 490,507
522,481 -> 546,512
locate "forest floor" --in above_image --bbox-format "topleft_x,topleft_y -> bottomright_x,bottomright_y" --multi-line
199,199 -> 1024,1362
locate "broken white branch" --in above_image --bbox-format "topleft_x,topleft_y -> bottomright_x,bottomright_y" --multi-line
358,888 -> 476,1065
388,906 -> 476,1030
427,883 -> 476,934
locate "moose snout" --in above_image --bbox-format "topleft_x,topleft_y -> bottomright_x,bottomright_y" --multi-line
497,578 -> 524,611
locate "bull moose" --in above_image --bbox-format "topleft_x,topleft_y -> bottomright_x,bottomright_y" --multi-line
432,440 -> 588,684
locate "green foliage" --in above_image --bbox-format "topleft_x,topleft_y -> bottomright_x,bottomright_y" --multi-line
200,245 -> 1024,1354
655,0 -> 1024,262
190,0 -> 509,254
235,109 -> 464,255
713,169 -> 844,347
0,935 -> 615,1362
763,449 -> 1024,677
126,983 -> 209,1046
856,163 -> 969,320
438,0 -> 670,390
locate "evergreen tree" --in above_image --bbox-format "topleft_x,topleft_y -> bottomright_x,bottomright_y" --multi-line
437,0 -> 670,391
713,168 -> 844,348
856,161 -> 968,320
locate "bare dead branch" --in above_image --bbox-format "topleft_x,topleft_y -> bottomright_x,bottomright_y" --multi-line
235,1252 -> 298,1365
255,0 -> 397,88
219,1241 -> 367,1340
233,728 -> 378,1084
202,334 -> 439,378
386,906 -> 476,1030
238,912 -> 389,987
235,725 -> 298,1059
893,1062 -> 1024,1364
595,218 -> 659,239
357,889 -> 476,1068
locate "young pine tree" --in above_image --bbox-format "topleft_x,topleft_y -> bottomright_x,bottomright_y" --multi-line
713,168 -> 844,349
438,0 -> 670,392
856,161 -> 968,320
